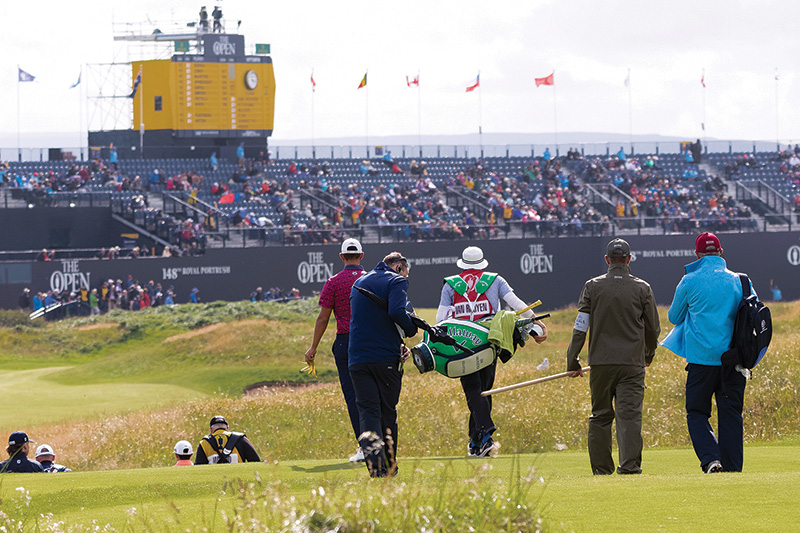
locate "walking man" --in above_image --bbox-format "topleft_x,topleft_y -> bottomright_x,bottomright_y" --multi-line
305,238 -> 366,462
661,232 -> 753,473
195,416 -> 261,464
349,252 -> 417,477
436,245 -> 547,457
567,239 -> 660,475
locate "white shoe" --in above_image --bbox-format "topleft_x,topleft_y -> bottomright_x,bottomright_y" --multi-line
349,447 -> 365,463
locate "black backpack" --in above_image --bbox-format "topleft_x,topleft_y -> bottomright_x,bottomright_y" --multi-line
204,432 -> 243,464
722,274 -> 772,371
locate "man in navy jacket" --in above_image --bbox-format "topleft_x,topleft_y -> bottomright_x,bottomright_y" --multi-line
349,251 -> 418,477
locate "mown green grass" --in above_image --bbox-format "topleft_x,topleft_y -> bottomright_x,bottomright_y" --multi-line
1,445 -> 798,532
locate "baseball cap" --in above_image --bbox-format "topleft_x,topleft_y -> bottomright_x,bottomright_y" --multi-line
8,431 -> 33,446
35,444 -> 54,458
210,415 -> 228,427
174,440 -> 194,455
695,232 -> 722,254
340,238 -> 363,254
606,238 -> 631,258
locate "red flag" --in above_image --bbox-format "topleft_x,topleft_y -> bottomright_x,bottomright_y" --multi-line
311,72 -> 316,92
406,75 -> 419,87
466,74 -> 480,92
535,72 -> 554,87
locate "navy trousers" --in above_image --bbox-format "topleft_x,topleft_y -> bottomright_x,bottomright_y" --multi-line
685,363 -> 747,472
349,361 -> 403,477
459,360 -> 497,444
332,334 -> 361,441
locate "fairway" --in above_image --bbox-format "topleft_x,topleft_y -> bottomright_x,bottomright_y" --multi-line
1,445 -> 798,531
0,367 -> 205,428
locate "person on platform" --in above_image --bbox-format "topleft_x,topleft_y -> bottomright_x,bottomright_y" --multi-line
199,6 -> 209,32
212,6 -> 223,32
305,238 -> 366,463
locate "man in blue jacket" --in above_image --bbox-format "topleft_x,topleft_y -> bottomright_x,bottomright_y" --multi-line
661,232 -> 753,473
349,251 -> 418,477
1,432 -> 44,473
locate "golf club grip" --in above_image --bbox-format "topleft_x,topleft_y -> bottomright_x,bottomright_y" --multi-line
481,366 -> 591,396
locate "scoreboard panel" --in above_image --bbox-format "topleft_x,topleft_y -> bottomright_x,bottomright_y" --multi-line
132,45 -> 275,138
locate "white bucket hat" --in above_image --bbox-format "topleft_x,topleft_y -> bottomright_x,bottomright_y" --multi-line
457,246 -> 488,270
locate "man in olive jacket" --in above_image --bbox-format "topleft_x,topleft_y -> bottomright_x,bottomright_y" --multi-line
566,239 -> 660,475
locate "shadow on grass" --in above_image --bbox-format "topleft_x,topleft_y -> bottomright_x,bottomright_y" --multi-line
290,462 -> 361,473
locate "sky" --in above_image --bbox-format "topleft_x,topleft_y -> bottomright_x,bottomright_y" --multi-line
2,0 -> 799,150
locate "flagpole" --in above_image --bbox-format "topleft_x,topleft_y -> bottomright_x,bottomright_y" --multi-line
478,70 -> 483,158
627,68 -> 633,151
417,69 -> 422,158
775,67 -> 780,150
17,65 -> 21,162
702,68 -> 707,146
553,70 -> 558,156
365,69 -> 369,158
78,66 -> 84,160
139,73 -> 144,159
311,69 -> 316,159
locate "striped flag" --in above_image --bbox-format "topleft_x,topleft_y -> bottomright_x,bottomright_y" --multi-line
535,72 -> 554,86
357,73 -> 367,89
128,66 -> 142,98
466,74 -> 480,92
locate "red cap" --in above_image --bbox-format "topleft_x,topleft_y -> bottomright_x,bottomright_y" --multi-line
695,232 -> 722,254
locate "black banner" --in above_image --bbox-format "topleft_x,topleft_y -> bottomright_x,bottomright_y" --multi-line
4,232 -> 798,310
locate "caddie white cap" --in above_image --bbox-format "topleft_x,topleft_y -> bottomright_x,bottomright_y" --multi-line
174,440 -> 193,455
457,246 -> 488,270
35,444 -> 54,457
340,238 -> 363,254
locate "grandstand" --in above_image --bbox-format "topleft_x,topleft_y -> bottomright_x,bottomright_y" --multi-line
3,147 -> 798,258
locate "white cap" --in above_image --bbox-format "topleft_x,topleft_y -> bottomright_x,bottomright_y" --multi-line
340,238 -> 363,254
35,444 -> 54,457
174,440 -> 193,455
457,246 -> 489,270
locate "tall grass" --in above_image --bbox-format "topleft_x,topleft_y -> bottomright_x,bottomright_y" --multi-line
4,301 -> 799,471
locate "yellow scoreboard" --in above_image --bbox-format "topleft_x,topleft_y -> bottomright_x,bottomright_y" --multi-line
132,34 -> 275,138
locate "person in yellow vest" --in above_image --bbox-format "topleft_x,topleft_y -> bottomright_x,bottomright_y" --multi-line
436,246 -> 547,457
195,416 -> 261,464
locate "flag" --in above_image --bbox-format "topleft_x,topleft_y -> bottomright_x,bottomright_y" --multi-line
624,70 -> 630,88
357,73 -> 367,89
70,70 -> 81,89
701,71 -> 706,88
466,74 -> 480,92
311,72 -> 316,92
535,72 -> 554,87
128,66 -> 142,98
406,75 -> 419,87
18,68 -> 35,82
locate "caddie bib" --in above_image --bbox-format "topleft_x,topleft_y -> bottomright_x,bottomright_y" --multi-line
445,270 -> 498,321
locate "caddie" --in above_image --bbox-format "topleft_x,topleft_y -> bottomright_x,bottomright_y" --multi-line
436,246 -> 547,457
195,415 -> 261,464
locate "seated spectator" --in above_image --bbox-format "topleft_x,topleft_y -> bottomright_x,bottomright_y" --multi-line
0,431 -> 43,473
35,444 -> 71,473
173,440 -> 194,466
195,416 -> 261,464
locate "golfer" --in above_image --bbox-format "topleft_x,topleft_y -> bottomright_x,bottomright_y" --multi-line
436,246 -> 547,457
349,252 -> 417,477
305,238 -> 366,463
566,239 -> 660,475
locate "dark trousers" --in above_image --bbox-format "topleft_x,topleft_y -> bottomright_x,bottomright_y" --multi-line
459,360 -> 497,444
349,361 -> 403,477
685,363 -> 746,472
588,365 -> 646,475
332,334 -> 361,442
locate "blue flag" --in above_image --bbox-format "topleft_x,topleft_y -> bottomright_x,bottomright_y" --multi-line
128,67 -> 142,98
70,70 -> 81,89
18,68 -> 35,82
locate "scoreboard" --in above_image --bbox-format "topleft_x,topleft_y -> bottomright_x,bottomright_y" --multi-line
132,34 -> 275,138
